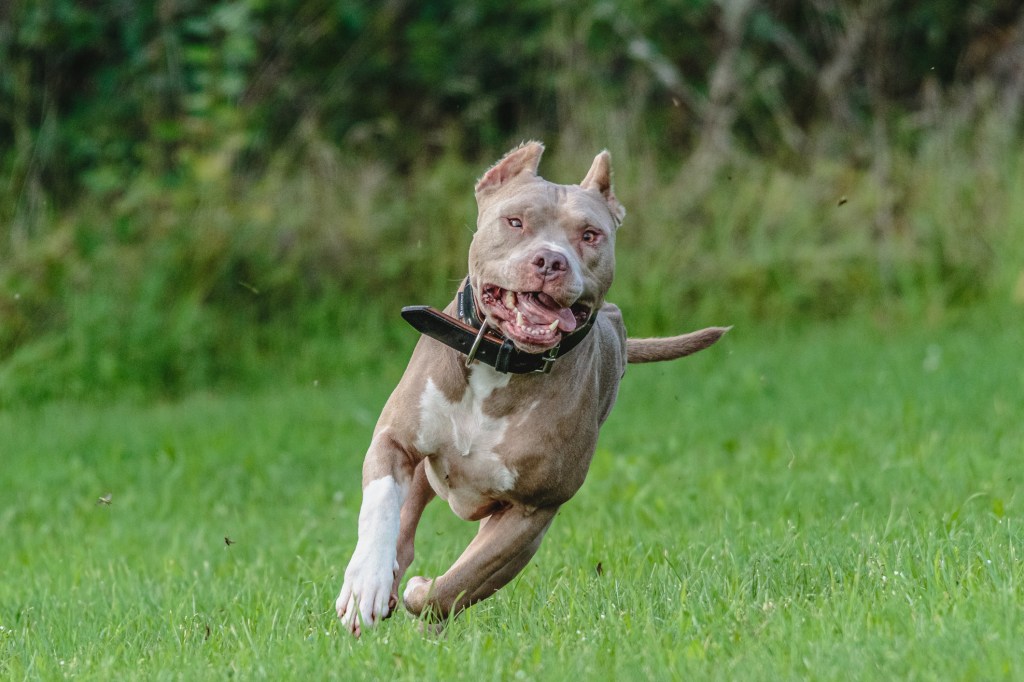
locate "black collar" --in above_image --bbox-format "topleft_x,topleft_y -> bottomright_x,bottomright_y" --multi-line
401,279 -> 598,374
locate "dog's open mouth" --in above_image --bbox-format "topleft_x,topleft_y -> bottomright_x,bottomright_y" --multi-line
479,285 -> 591,351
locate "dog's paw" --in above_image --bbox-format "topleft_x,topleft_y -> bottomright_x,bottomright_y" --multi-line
402,575 -> 433,616
336,543 -> 398,636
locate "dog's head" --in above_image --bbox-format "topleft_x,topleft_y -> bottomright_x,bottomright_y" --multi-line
468,141 -> 625,354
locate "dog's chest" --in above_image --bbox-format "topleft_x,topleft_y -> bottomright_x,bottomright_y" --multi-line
414,367 -> 520,520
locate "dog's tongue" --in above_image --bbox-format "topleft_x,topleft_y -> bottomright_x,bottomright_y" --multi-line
519,293 -> 578,333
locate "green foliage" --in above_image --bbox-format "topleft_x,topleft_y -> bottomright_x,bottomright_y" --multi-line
3,109 -> 1022,403
0,139 -> 476,401
2,1 -> 1024,401
613,112 -> 1024,330
4,1 -> 1022,201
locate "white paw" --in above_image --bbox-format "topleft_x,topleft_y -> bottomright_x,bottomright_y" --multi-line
336,474 -> 405,636
336,542 -> 398,636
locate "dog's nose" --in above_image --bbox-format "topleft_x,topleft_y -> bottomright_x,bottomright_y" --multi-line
532,249 -> 568,278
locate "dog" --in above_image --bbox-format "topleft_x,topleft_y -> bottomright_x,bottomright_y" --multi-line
336,141 -> 727,635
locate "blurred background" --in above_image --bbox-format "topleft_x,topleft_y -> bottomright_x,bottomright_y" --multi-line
2,0 -> 1022,403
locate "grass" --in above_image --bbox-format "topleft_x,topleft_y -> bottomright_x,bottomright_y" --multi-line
1,302 -> 1021,680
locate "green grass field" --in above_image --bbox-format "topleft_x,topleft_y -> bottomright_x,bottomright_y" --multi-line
1,304 -> 1021,680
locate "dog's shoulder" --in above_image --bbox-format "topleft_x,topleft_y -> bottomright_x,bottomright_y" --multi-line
595,302 -> 627,363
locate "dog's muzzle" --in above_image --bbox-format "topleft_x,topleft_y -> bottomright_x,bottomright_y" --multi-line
400,279 -> 598,374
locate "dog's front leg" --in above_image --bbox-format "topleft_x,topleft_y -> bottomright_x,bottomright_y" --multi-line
403,504 -> 558,621
336,433 -> 414,636
392,460 -> 436,600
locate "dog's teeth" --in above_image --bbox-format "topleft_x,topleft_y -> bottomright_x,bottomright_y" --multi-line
504,291 -> 517,309
548,320 -> 559,332
516,311 -> 524,327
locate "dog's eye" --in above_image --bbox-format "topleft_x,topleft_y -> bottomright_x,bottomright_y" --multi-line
581,228 -> 601,244
507,217 -> 523,229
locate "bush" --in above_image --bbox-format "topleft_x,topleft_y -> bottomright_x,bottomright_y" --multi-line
2,1 -> 1023,402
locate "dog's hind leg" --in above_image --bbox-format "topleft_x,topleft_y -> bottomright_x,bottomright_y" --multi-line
466,512 -> 554,601
402,504 -> 558,621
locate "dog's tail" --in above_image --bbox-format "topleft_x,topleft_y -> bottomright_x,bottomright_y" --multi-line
626,327 -> 731,364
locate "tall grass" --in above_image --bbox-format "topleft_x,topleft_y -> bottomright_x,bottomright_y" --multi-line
2,109 -> 1022,404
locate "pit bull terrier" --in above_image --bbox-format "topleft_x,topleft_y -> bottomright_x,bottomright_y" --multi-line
336,141 -> 727,635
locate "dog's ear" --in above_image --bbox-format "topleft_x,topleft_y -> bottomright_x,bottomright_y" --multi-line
475,141 -> 545,195
581,150 -> 626,225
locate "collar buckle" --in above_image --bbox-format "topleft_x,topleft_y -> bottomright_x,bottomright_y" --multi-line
465,321 -> 490,368
536,346 -> 559,374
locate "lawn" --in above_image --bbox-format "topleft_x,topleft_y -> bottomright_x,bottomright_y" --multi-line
1,304 -> 1021,680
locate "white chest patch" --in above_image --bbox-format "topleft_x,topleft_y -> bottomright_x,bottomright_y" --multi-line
415,367 -> 511,457
414,366 -> 517,517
